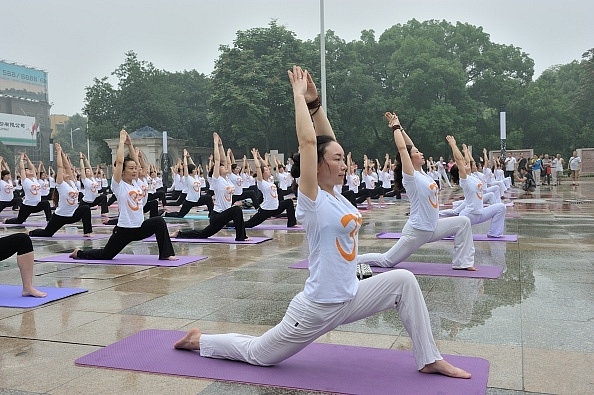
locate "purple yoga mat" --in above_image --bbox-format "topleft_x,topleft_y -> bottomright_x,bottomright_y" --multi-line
376,232 -> 518,242
30,234 -> 111,240
289,260 -> 503,279
250,224 -> 303,231
1,222 -> 48,227
144,236 -> 271,244
0,285 -> 87,308
35,254 -> 207,267
76,329 -> 489,395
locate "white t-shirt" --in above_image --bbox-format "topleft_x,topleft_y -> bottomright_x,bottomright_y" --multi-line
185,174 -> 203,202
569,156 -> 581,170
22,177 -> 42,206
137,177 -> 149,205
277,172 -> 291,191
362,173 -> 375,190
48,176 -> 56,188
504,156 -> 516,171
155,176 -> 163,189
483,167 -> 495,183
101,177 -> 108,188
346,174 -> 360,193
472,171 -> 488,192
297,188 -> 362,303
173,173 -> 184,191
55,180 -> 80,217
211,175 -> 234,213
39,178 -> 50,196
0,179 -> 14,202
494,168 -> 505,181
228,173 -> 244,195
81,177 -> 100,202
257,179 -> 279,210
111,177 -> 145,228
403,171 -> 439,231
459,176 -> 483,214
379,170 -> 391,188
554,158 -> 564,171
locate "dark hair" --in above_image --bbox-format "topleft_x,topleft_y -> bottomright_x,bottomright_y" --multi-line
187,164 -> 196,174
290,135 -> 337,179
52,187 -> 59,207
450,164 -> 460,184
1,170 -> 9,179
231,163 -> 238,171
393,145 -> 413,191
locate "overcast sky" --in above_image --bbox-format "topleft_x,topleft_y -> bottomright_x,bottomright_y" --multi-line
2,0 -> 592,116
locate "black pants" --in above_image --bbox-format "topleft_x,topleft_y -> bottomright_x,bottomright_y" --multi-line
148,191 -> 166,207
29,205 -> 92,237
0,197 -> 22,212
167,189 -> 183,201
165,195 -> 214,218
341,190 -> 357,207
80,194 -> 109,214
244,199 -> 296,228
0,233 -> 33,260
5,200 -> 52,223
178,206 -> 247,241
232,190 -> 260,208
74,217 -> 175,260
107,193 -> 118,207
355,187 -> 383,204
384,187 -> 402,199
143,199 -> 162,218
165,192 -> 187,206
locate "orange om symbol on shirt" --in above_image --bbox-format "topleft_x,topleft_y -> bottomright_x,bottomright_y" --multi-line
127,190 -> 142,211
270,184 -> 277,199
335,213 -> 363,262
428,182 -> 439,209
30,183 -> 40,196
193,180 -> 201,192
66,191 -> 78,205
476,183 -> 483,200
224,185 -> 235,202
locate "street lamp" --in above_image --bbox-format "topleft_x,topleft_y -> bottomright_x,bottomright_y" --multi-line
70,127 -> 81,149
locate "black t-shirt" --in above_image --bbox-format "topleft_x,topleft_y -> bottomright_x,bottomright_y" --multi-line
518,158 -> 527,171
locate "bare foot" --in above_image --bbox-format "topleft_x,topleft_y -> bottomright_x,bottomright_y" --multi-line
420,359 -> 471,379
164,255 -> 179,261
69,248 -> 80,259
83,233 -> 92,237
174,328 -> 201,350
170,230 -> 179,238
22,287 -> 48,298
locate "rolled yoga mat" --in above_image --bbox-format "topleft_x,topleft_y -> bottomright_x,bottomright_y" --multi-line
75,329 -> 489,395
0,285 -> 87,308
289,259 -> 503,279
376,232 -> 518,242
35,254 -> 207,267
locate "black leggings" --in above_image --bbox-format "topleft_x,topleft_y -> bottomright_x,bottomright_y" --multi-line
164,195 -> 214,218
244,199 -> 296,228
143,199 -> 161,218
74,217 -> 174,260
0,197 -> 22,212
29,205 -> 92,236
5,200 -> 52,223
232,190 -> 260,208
148,191 -> 166,207
80,194 -> 109,214
177,205 -> 247,241
0,233 -> 34,260
341,190 -> 357,207
165,192 -> 187,207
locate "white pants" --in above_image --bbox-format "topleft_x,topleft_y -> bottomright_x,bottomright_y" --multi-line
500,177 -> 511,189
489,180 -> 507,197
438,169 -> 451,187
483,192 -> 497,205
357,217 -> 475,269
532,169 -> 541,185
199,270 -> 442,370
461,202 -> 506,237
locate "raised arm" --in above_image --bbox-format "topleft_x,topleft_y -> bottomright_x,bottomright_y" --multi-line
386,112 -> 414,176
54,144 -> 65,184
182,149 -> 189,177
287,65 -> 318,199
304,71 -> 335,140
212,133 -> 222,178
79,153 -> 88,181
446,136 -> 468,179
383,154 -> 390,172
112,129 -> 129,183
251,148 -> 263,182
346,152 -> 353,175
483,148 -> 490,168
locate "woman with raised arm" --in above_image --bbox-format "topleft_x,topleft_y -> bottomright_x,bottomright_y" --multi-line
78,153 -> 109,215
173,66 -> 470,379
357,113 -> 476,270
243,148 -> 296,228
69,130 -> 176,261
164,149 -> 214,218
0,157 -> 22,212
29,143 -> 93,237
4,153 -> 52,224
37,162 -> 52,203
440,137 -> 506,238
170,133 -> 248,241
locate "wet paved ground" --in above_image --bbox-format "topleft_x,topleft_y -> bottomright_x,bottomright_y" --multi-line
1,179 -> 593,395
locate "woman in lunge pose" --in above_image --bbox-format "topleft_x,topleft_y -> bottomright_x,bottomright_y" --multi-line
242,148 -> 296,228
69,130 -> 176,261
173,66 -> 471,379
170,133 -> 248,241
357,113 -> 476,270
78,153 -> 109,215
4,153 -> 52,224
29,143 -> 93,237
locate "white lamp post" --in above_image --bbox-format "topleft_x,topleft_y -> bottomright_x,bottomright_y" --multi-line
70,127 -> 81,149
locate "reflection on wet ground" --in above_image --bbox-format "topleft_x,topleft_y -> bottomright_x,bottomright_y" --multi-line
0,180 -> 593,394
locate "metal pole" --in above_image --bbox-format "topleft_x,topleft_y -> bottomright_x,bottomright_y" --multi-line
49,138 -> 54,168
70,128 -> 74,149
87,138 -> 90,162
320,0 -> 327,112
500,104 -> 507,160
